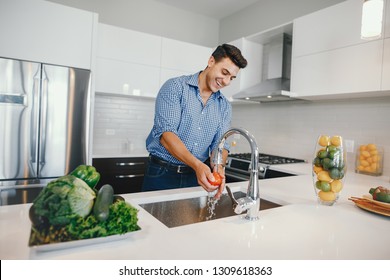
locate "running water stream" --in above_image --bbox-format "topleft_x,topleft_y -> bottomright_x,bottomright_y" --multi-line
206,191 -> 219,220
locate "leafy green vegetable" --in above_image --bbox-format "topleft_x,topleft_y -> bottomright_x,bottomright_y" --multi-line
32,175 -> 96,226
67,201 -> 140,239
29,201 -> 140,246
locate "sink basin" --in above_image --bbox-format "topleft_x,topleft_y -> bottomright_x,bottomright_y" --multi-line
139,191 -> 281,228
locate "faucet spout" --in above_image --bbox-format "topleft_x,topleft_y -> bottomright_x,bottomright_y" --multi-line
213,127 -> 260,220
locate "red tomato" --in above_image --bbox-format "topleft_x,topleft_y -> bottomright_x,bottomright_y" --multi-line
208,172 -> 222,186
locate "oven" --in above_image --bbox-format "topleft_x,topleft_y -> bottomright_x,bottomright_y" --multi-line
224,153 -> 305,183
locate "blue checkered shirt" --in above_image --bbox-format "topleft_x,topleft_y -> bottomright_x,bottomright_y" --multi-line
146,72 -> 232,165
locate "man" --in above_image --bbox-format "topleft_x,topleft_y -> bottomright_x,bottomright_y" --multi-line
142,44 -> 247,198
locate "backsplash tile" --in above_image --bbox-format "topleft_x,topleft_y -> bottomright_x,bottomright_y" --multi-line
93,94 -> 155,156
93,94 -> 390,177
231,96 -> 390,177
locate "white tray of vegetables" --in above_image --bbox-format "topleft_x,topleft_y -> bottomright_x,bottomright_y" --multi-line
28,165 -> 140,252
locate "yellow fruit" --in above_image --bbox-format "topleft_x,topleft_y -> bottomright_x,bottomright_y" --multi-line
318,191 -> 336,201
318,135 -> 330,147
360,160 -> 369,167
369,150 -> 378,156
359,145 -> 367,151
330,180 -> 343,193
361,151 -> 370,158
317,170 -> 332,182
367,143 -> 377,151
357,165 -> 365,171
313,165 -> 323,174
330,136 -> 342,147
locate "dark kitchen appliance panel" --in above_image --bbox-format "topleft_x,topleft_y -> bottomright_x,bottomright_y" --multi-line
225,153 -> 305,182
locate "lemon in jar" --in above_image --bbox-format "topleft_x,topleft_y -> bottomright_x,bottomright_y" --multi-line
317,170 -> 332,182
318,191 -> 336,201
330,180 -> 343,193
330,136 -> 342,147
318,135 -> 330,147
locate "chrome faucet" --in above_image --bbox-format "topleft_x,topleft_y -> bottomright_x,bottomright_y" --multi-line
213,127 -> 260,221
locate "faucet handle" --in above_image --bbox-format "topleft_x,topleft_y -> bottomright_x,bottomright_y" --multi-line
226,185 -> 257,215
226,185 -> 238,210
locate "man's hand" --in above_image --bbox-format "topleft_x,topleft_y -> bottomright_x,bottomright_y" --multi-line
193,162 -> 225,199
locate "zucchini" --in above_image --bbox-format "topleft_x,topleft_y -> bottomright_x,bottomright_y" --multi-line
93,184 -> 114,221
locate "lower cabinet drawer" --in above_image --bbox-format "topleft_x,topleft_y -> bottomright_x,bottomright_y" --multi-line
92,157 -> 148,194
96,175 -> 144,194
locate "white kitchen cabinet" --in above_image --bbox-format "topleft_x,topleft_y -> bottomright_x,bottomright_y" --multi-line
95,57 -> 160,97
382,38 -> 390,90
95,24 -> 213,97
291,0 -> 390,99
385,0 -> 390,38
95,23 -> 162,97
97,23 -> 161,67
293,0 -> 370,58
291,40 -> 383,98
221,38 -> 263,101
0,0 -> 97,69
160,38 -> 212,74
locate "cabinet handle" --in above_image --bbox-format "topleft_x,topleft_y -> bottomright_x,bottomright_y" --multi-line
116,162 -> 145,166
115,174 -> 144,179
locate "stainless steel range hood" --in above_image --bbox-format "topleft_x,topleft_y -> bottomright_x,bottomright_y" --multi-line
233,33 -> 298,102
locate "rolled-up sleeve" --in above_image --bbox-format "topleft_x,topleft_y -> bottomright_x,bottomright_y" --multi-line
152,79 -> 183,138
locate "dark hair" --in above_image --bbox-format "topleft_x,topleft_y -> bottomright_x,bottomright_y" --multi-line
211,43 -> 247,69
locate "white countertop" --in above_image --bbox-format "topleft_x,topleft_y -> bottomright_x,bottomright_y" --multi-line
1,163 -> 389,260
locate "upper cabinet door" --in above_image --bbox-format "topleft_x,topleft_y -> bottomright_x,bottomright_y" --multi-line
291,40 -> 383,97
160,38 -> 211,73
97,23 -> 161,67
0,0 -> 97,69
385,0 -> 390,38
293,0 -> 372,58
382,38 -> 390,90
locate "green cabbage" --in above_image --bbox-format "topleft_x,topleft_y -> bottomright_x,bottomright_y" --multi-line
33,175 -> 96,226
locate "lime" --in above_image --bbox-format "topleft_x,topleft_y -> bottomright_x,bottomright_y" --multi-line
327,145 -> 337,153
313,157 -> 322,167
317,150 -> 328,159
315,181 -> 322,190
329,168 -> 341,179
320,181 -> 331,192
322,158 -> 335,170
328,149 -> 340,160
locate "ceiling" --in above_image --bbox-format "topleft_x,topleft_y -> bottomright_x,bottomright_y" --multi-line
152,0 -> 262,20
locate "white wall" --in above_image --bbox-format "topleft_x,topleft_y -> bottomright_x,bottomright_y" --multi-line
93,95 -> 154,156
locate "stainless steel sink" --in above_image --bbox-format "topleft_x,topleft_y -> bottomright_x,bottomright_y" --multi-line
139,191 -> 281,228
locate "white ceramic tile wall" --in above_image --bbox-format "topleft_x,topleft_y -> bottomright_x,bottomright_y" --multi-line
93,94 -> 390,177
231,96 -> 390,177
92,94 -> 154,155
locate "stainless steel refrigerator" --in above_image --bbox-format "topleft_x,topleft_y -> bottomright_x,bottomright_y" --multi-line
0,57 -> 91,204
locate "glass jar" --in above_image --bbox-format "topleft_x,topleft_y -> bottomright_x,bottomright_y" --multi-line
312,135 -> 347,206
355,143 -> 383,176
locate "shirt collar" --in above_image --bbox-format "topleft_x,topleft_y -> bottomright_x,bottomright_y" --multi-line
188,72 -> 223,99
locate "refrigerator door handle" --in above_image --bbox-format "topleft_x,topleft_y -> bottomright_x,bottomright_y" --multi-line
30,68 -> 41,164
39,68 -> 49,167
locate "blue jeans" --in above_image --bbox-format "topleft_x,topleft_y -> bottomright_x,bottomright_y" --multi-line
141,157 -> 199,192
